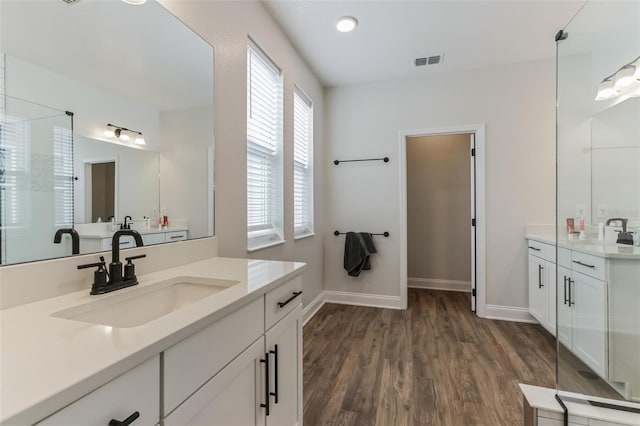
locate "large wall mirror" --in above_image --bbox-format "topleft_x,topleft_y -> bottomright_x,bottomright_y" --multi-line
0,0 -> 214,265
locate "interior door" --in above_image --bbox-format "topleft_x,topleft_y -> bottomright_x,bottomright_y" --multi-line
470,133 -> 477,312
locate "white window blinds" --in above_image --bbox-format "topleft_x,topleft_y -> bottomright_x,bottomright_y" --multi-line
293,88 -> 313,237
0,117 -> 29,228
53,126 -> 74,226
247,43 -> 283,249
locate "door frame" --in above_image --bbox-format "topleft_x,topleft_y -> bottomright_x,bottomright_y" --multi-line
399,124 -> 486,317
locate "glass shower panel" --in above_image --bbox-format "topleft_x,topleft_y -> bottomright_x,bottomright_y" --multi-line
556,0 -> 640,411
0,95 -> 73,264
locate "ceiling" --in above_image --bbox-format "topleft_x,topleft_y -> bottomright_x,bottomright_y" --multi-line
1,0 -> 213,112
263,0 -> 585,87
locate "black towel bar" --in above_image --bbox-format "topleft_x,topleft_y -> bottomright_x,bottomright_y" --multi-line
333,157 -> 389,165
334,230 -> 389,237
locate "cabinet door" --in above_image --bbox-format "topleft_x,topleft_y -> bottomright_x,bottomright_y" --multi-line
163,337 -> 266,426
557,266 -> 573,349
529,256 -> 547,325
265,305 -> 303,426
572,271 -> 607,378
546,260 -> 557,335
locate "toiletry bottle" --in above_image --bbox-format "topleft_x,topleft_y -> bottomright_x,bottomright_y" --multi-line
111,216 -> 117,231
579,218 -> 586,240
598,222 -> 604,241
567,218 -> 574,240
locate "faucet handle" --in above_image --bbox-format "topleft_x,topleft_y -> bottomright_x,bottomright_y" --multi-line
124,254 -> 146,282
78,259 -> 109,294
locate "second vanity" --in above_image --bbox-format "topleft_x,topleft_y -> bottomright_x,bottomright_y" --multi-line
0,242 -> 305,426
526,231 -> 640,402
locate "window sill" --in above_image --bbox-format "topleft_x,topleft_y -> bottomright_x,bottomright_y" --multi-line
294,232 -> 315,241
247,239 -> 286,253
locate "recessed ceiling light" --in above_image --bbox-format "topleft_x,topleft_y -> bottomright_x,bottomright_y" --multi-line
336,16 -> 358,33
121,0 -> 147,5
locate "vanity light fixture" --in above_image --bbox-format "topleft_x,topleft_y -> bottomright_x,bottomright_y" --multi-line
596,55 -> 640,101
595,77 -> 619,101
104,123 -> 145,145
336,16 -> 358,33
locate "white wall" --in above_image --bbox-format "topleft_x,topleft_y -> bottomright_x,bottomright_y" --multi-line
4,55 -> 161,150
159,106 -> 214,239
324,59 -> 556,309
160,0 -> 326,307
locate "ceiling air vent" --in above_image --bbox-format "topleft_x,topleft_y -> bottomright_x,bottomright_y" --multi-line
414,54 -> 443,67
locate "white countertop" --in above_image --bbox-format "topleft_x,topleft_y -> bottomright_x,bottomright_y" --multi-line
520,384 -> 640,425
0,257 -> 305,425
526,233 -> 640,260
78,227 -> 188,239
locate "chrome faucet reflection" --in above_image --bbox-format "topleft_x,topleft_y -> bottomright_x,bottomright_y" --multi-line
53,228 -> 80,255
77,229 -> 146,295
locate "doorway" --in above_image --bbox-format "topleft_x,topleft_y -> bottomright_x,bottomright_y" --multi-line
399,124 -> 486,316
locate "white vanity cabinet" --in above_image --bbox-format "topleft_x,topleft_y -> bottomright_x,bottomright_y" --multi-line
36,356 -> 160,426
162,275 -> 303,426
527,240 -> 556,335
556,248 -> 608,379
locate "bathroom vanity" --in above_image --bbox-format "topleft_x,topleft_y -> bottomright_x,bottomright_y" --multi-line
0,242 -> 305,426
526,233 -> 640,402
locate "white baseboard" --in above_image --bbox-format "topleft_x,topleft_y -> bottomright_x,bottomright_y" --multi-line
408,277 -> 471,292
302,291 -> 327,326
323,290 -> 403,310
483,304 -> 538,323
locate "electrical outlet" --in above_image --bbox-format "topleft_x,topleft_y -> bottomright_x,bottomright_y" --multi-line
575,204 -> 586,218
597,204 -> 610,218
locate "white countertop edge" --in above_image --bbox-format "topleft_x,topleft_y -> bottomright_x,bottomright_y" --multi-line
526,233 -> 640,259
78,227 -> 189,239
0,257 -> 306,425
519,384 -> 640,425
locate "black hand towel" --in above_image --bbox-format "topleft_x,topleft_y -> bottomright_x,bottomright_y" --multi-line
343,232 -> 377,277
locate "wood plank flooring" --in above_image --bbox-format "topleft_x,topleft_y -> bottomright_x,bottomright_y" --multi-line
303,289 -> 556,426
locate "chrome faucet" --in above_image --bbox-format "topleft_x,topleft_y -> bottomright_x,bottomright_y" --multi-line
53,228 -> 80,255
77,229 -> 146,295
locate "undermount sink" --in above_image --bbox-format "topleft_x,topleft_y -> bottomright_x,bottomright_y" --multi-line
52,276 -> 239,328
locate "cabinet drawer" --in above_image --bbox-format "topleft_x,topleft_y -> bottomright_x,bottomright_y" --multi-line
558,248 -> 571,268
528,240 -> 555,262
165,231 -> 187,242
163,297 -> 264,415
265,275 -> 303,330
142,233 -> 165,246
101,236 -> 135,250
571,251 -> 605,280
37,356 -> 159,426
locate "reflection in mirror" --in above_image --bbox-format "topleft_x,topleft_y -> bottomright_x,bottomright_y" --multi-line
556,0 -> 640,410
0,0 -> 214,264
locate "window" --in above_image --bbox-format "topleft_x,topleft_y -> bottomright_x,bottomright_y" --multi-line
247,42 -> 283,250
0,117 -> 29,228
53,126 -> 74,227
293,88 -> 313,238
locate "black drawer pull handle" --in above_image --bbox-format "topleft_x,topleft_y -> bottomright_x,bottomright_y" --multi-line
270,344 -> 279,404
563,276 -> 568,305
277,291 -> 302,308
538,264 -> 544,288
573,260 -> 595,268
170,235 -> 183,239
109,411 -> 140,426
528,246 -> 541,251
260,354 -> 270,416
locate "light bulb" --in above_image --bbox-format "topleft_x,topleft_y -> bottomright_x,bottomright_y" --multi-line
336,16 -> 358,33
614,66 -> 637,90
103,129 -> 115,138
595,79 -> 619,101
121,0 -> 147,4
134,135 -> 146,145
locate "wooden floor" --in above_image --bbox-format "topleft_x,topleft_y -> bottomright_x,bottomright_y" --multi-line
302,289 -> 556,426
